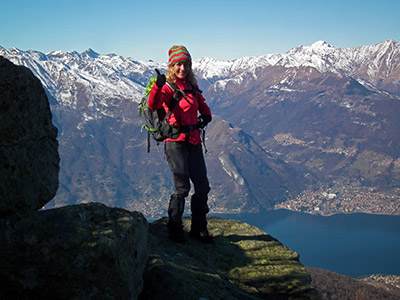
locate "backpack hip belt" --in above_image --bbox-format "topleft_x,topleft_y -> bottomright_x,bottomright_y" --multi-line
164,124 -> 199,140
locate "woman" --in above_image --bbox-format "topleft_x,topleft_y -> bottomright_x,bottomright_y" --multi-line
148,45 -> 212,243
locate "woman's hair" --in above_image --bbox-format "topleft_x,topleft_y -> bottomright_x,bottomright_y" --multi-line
166,64 -> 197,86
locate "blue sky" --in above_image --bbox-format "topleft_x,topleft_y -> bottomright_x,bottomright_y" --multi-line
1,0 -> 399,62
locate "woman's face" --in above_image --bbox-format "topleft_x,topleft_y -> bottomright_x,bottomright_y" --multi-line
173,61 -> 189,79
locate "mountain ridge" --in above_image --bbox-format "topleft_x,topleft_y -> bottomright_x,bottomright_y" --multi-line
196,39 -> 400,97
1,40 -> 399,216
2,39 -> 399,100
2,53 -> 398,300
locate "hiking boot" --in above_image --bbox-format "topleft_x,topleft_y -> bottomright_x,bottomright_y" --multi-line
189,230 -> 213,243
167,220 -> 186,243
169,230 -> 186,243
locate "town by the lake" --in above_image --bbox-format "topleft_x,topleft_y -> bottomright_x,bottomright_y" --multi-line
275,185 -> 400,216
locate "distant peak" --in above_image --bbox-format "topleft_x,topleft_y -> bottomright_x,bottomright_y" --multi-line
9,47 -> 23,53
66,50 -> 80,57
310,40 -> 333,49
47,50 -> 65,56
287,41 -> 334,55
380,39 -> 399,47
382,39 -> 397,44
81,48 -> 99,58
197,56 -> 218,63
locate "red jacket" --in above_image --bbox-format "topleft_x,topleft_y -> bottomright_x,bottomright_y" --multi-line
148,77 -> 211,145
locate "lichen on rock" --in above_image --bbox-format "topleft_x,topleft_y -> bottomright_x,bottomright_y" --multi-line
0,203 -> 148,300
140,217 -> 321,300
0,56 -> 59,217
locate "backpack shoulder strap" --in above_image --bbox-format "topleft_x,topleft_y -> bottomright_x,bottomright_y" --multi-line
166,81 -> 195,109
165,81 -> 179,93
166,81 -> 189,99
163,81 -> 181,120
190,83 -> 202,94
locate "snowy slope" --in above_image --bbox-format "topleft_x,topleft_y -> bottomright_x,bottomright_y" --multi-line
193,40 -> 400,94
0,47 -> 165,109
1,40 -> 400,114
2,41 -> 400,214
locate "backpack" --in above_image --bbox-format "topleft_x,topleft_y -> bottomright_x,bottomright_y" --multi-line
138,70 -> 201,152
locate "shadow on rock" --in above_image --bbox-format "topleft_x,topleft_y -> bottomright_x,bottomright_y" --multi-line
0,203 -> 148,300
140,217 -> 320,300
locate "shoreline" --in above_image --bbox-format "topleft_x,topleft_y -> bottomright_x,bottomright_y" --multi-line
271,207 -> 400,217
208,207 -> 400,218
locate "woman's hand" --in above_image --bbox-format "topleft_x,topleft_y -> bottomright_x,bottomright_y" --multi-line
198,115 -> 212,128
155,69 -> 166,88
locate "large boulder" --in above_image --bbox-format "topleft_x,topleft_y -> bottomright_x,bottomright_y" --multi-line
0,56 -> 59,217
140,217 -> 321,300
0,203 -> 148,299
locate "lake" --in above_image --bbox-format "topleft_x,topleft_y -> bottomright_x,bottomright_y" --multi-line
213,210 -> 400,278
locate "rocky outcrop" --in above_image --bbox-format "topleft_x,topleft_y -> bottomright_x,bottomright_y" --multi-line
13,202 -> 400,300
140,217 -> 321,300
307,267 -> 400,300
0,56 -> 320,299
0,206 -> 320,300
0,203 -> 148,300
0,56 -> 59,217
0,57 -> 148,299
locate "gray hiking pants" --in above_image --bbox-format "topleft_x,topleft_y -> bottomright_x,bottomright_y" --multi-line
164,141 -> 210,230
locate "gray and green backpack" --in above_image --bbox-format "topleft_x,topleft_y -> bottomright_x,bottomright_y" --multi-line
138,70 -> 198,152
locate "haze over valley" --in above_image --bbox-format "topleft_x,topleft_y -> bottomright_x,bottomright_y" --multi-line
2,40 -> 400,218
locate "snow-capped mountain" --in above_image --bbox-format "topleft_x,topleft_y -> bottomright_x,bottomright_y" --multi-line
0,47 -> 164,109
2,40 -> 399,123
194,40 -> 400,96
1,40 -> 400,217
2,39 -> 399,104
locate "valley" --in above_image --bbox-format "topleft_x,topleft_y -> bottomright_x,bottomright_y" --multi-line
1,40 -> 400,218
275,183 -> 400,216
